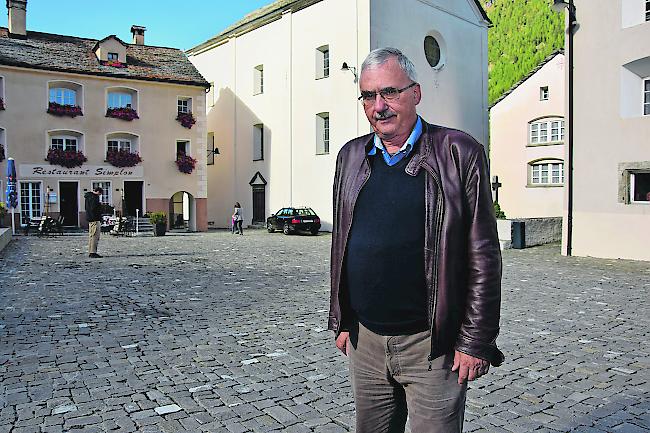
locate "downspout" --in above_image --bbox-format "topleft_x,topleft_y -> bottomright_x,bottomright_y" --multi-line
566,0 -> 575,256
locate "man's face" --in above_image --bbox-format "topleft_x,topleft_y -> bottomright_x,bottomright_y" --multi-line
359,57 -> 421,142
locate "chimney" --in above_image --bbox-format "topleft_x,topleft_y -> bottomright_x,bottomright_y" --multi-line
130,25 -> 146,45
6,0 -> 27,37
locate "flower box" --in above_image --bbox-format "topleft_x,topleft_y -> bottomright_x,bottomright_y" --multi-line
47,101 -> 83,117
101,60 -> 127,68
106,149 -> 142,168
0,143 -> 5,162
106,107 -> 139,121
176,111 -> 196,129
175,153 -> 197,174
46,148 -> 87,168
0,97 -> 5,110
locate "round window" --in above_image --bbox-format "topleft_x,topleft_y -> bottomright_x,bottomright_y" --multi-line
424,35 -> 442,68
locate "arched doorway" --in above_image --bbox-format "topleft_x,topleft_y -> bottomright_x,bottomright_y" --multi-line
169,191 -> 196,231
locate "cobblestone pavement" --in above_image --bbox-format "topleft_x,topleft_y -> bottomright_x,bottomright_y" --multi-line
0,231 -> 648,433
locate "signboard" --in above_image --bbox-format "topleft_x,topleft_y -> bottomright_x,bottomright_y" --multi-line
19,164 -> 144,178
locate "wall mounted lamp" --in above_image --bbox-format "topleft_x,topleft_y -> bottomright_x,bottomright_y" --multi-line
341,62 -> 358,82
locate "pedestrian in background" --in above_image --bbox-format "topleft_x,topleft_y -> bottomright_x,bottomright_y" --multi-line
329,47 -> 504,433
85,186 -> 103,258
232,202 -> 243,235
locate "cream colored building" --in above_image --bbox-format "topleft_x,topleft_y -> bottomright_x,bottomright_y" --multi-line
0,1 -> 210,231
490,52 -> 565,218
188,0 -> 491,230
562,0 -> 650,260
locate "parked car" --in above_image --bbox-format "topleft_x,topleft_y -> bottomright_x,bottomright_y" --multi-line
267,207 -> 321,235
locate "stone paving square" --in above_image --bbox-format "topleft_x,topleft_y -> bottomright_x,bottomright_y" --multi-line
0,231 -> 648,432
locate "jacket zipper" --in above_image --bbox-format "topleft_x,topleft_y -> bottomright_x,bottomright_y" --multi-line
336,157 -> 372,334
424,165 -> 444,370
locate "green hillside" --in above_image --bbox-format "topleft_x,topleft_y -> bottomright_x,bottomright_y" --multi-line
483,0 -> 565,105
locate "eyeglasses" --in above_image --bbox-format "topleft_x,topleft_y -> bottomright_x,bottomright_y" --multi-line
358,82 -> 417,106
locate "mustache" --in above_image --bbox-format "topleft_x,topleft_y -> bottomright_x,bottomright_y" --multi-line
374,110 -> 395,120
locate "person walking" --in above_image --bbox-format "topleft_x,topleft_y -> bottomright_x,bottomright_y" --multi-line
328,47 -> 504,433
232,202 -> 243,235
85,186 -> 103,258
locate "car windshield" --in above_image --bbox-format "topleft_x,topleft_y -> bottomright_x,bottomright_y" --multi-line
295,208 -> 316,216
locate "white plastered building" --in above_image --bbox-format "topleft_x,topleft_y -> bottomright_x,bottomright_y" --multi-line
188,0 -> 491,230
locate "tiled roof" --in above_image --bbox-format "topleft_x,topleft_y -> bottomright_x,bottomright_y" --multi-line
0,28 -> 209,88
490,50 -> 565,108
188,0 -> 491,54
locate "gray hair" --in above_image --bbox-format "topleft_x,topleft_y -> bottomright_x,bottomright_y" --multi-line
361,47 -> 418,82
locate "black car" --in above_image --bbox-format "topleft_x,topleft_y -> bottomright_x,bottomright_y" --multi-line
267,207 -> 321,235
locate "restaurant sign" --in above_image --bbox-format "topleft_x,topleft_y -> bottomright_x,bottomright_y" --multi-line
19,164 -> 143,178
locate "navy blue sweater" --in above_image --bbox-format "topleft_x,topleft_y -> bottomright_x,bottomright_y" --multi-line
345,153 -> 428,335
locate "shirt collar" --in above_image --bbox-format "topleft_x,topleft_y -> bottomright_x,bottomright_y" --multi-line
368,116 -> 422,166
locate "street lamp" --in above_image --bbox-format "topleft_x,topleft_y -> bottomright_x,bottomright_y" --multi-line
552,0 -> 577,256
341,62 -> 358,82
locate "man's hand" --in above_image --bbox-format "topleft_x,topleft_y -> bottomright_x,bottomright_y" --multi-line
335,331 -> 350,356
451,350 -> 489,385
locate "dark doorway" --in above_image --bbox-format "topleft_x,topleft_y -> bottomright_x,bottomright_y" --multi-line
252,185 -> 265,224
123,181 -> 143,217
59,182 -> 78,226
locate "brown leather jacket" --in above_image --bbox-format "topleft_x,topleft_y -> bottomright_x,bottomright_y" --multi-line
328,120 -> 504,366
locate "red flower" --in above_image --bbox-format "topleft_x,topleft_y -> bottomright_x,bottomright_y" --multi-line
175,153 -> 197,174
47,101 -> 83,117
46,148 -> 87,168
176,111 -> 196,129
106,149 -> 142,167
106,107 -> 139,121
0,97 -> 5,110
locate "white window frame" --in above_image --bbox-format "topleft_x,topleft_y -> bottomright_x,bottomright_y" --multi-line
641,77 -> 650,116
92,181 -> 113,206
107,139 -> 132,153
176,140 -> 191,158
630,172 -> 650,203
529,118 -> 565,145
177,97 -> 192,114
47,80 -> 83,110
646,0 -> 650,21
253,124 -> 264,161
529,160 -> 564,186
207,132 -> 215,166
49,87 -> 77,106
316,112 -> 330,155
50,135 -> 78,152
107,52 -> 119,61
540,86 -> 549,101
254,65 -> 264,95
19,181 -> 42,225
106,86 -> 138,111
316,45 -> 330,79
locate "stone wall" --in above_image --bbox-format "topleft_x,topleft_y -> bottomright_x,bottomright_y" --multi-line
497,217 -> 563,249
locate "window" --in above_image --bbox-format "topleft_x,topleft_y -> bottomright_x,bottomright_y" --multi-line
540,86 -> 549,101
253,124 -> 264,161
631,172 -> 650,203
108,92 -> 133,109
207,132 -> 215,165
107,139 -> 131,153
49,88 -> 76,106
316,113 -> 330,155
643,78 -> 650,116
254,65 -> 264,95
51,136 -> 78,152
92,181 -> 112,205
529,118 -> 564,144
176,140 -> 190,158
646,0 -> 650,21
107,52 -> 119,61
316,45 -> 330,79
178,97 -> 192,114
20,182 -> 41,225
530,161 -> 564,186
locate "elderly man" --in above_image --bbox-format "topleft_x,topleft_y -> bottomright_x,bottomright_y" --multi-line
328,47 -> 504,432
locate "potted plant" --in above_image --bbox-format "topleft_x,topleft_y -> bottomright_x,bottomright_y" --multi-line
47,101 -> 83,117
176,111 -> 196,129
106,107 -> 139,121
46,148 -> 87,168
0,202 -> 7,228
106,149 -> 142,167
149,211 -> 167,236
175,153 -> 197,174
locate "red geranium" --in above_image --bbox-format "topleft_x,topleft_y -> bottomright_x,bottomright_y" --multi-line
176,111 -> 196,129
106,107 -> 139,121
46,148 -> 87,168
47,101 -> 83,117
106,149 -> 142,167
175,153 -> 197,174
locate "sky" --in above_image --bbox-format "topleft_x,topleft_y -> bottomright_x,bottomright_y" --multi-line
2,0 -> 277,51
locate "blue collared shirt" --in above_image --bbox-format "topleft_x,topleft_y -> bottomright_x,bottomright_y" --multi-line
368,116 -> 423,166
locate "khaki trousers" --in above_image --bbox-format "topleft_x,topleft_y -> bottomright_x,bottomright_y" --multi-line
348,322 -> 467,433
88,221 -> 100,254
